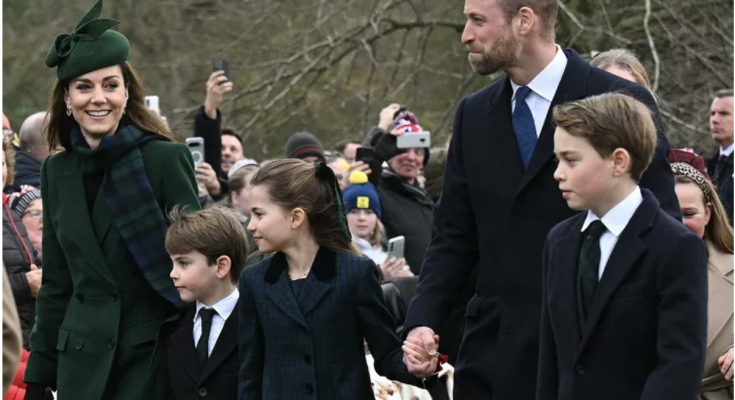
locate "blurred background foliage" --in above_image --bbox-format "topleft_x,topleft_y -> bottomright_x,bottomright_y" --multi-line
4,0 -> 733,159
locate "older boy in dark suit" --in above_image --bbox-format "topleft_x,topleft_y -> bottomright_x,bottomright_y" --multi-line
156,207 -> 249,400
536,93 -> 708,400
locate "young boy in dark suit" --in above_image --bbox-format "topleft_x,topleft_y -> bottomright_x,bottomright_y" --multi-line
157,207 -> 249,400
536,93 -> 708,400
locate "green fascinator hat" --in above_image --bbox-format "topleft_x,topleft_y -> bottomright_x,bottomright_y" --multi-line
44,0 -> 130,81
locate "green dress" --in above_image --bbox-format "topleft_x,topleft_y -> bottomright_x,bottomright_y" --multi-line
24,139 -> 201,400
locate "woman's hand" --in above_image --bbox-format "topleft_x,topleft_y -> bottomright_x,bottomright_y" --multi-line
719,348 -> 734,380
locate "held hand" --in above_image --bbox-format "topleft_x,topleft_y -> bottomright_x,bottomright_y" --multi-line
378,103 -> 402,130
402,327 -> 439,378
195,162 -> 221,196
204,70 -> 234,120
26,269 -> 43,298
718,348 -> 734,380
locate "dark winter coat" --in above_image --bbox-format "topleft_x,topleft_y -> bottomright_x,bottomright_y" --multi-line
13,150 -> 42,190
3,197 -> 41,349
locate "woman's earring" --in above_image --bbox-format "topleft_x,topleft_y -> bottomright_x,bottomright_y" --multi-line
123,106 -> 126,115
66,108 -> 72,117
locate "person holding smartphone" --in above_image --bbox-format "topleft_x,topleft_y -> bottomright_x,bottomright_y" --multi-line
343,171 -> 413,281
192,62 -> 246,200
361,104 -> 433,275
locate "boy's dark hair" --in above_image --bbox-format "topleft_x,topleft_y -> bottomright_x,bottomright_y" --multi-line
165,207 -> 249,283
553,93 -> 657,182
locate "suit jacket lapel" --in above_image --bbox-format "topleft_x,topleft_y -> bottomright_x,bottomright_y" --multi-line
578,194 -> 656,352
265,267 -> 308,329
486,76 -> 524,182
201,303 -> 239,381
170,306 -> 202,381
58,158 -> 116,285
553,220 -> 585,342
518,49 -> 590,195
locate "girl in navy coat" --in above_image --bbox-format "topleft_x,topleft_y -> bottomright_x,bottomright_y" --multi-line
238,158 -> 426,400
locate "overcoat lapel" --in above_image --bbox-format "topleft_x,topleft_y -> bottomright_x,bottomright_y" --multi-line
517,50 -> 590,196
58,157 -> 116,285
170,306 -> 202,381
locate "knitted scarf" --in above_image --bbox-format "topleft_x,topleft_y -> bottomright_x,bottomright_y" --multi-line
71,123 -> 183,308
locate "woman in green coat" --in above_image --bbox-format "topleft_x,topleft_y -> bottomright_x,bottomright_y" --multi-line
23,1 -> 201,399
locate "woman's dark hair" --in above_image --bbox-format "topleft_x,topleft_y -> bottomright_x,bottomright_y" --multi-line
46,61 -> 174,150
249,158 -> 357,255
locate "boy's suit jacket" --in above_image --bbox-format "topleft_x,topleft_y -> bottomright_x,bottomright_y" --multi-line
158,302 -> 239,400
238,247 -> 421,400
536,189 -> 708,400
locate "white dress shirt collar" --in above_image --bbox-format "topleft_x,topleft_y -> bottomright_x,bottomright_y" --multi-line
194,289 -> 239,323
511,45 -> 567,103
720,144 -> 734,157
582,186 -> 643,236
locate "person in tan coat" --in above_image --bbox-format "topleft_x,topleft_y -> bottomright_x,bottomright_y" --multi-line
670,149 -> 734,399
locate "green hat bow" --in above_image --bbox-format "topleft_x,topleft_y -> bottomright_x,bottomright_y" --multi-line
45,0 -> 130,80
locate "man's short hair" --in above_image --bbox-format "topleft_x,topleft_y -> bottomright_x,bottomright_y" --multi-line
221,128 -> 243,145
553,93 -> 657,182
498,0 -> 558,38
334,139 -> 362,154
714,89 -> 734,99
165,207 -> 249,283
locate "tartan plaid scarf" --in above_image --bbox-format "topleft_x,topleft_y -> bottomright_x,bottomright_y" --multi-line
72,123 -> 183,308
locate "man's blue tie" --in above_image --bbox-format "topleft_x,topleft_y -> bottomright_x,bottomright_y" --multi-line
512,86 -> 537,169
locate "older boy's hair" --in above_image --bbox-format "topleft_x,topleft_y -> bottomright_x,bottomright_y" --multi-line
165,207 -> 249,283
553,93 -> 657,182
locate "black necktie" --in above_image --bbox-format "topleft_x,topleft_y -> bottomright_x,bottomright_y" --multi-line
715,155 -> 728,184
579,220 -> 607,312
197,308 -> 218,366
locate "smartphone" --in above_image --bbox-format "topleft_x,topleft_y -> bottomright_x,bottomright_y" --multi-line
388,236 -> 405,260
144,95 -> 161,117
185,137 -> 205,167
213,60 -> 230,83
397,131 -> 431,149
355,147 -> 374,165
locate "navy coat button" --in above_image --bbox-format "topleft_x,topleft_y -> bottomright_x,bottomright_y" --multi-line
110,290 -> 118,301
108,340 -> 116,349
576,365 -> 586,375
304,355 -> 312,364
198,387 -> 207,397
75,293 -> 84,302
305,383 -> 314,394
74,338 -> 84,350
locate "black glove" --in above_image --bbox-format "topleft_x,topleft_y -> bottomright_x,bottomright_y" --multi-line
22,384 -> 51,400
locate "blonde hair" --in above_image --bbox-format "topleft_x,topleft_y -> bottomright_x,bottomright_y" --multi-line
368,219 -> 386,249
553,93 -> 656,182
675,175 -> 734,254
591,49 -> 651,89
